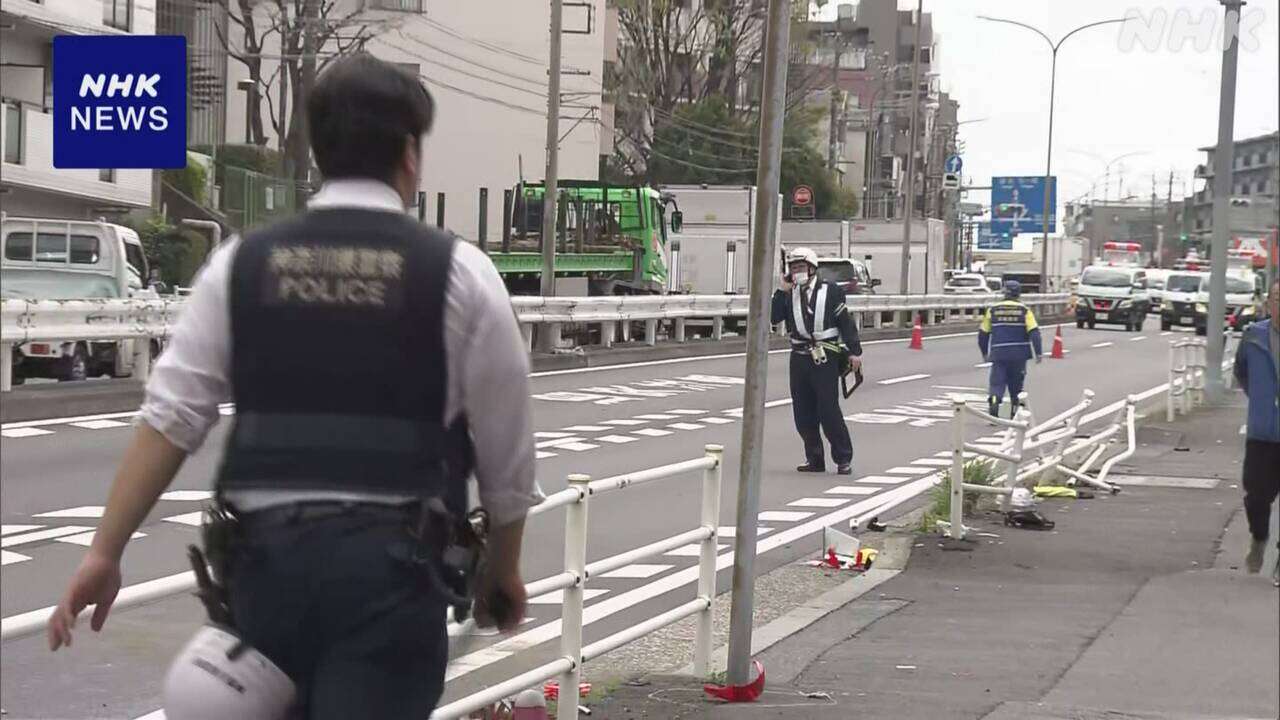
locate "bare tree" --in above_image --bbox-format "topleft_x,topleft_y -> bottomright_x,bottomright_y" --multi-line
211,0 -> 395,191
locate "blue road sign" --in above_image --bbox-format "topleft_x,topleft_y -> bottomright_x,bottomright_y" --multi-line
976,222 -> 1012,250
945,155 -> 963,174
990,176 -> 1056,236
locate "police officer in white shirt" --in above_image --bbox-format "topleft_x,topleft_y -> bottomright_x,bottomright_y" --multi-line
47,54 -> 536,720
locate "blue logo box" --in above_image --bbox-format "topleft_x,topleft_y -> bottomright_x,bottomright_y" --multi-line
53,35 -> 187,169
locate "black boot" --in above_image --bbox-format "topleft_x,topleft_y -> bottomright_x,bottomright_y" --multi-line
797,463 -> 826,473
836,463 -> 852,475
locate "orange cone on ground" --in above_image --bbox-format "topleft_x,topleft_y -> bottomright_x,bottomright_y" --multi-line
1050,325 -> 1065,359
909,314 -> 924,350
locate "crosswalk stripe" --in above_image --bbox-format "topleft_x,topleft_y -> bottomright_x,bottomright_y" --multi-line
787,497 -> 849,508
597,435 -> 638,444
885,466 -> 934,475
759,510 -> 813,522
1,550 -> 32,566
2,526 -> 95,548
599,564 -> 672,579
1,427 -> 54,438
856,475 -> 909,485
33,506 -> 105,519
632,428 -> 673,437
667,422 -> 704,431
70,419 -> 131,430
665,543 -> 728,557
824,486 -> 879,496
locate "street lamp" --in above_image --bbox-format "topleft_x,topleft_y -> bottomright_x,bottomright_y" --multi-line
1067,149 -> 1149,202
978,14 -> 1132,292
237,78 -> 256,145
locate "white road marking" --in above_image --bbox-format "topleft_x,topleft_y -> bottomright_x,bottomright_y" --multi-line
1,550 -> 32,566
160,490 -> 215,502
527,588 -> 610,605
698,416 -> 737,425
667,422 -> 704,431
598,564 -> 672,579
596,435 -> 639,444
787,497 -> 850,508
1091,341 -> 1114,348
1,427 -> 54,438
878,373 -> 931,386
759,510 -> 813,522
56,530 -> 146,547
824,486 -> 879,496
910,458 -> 955,467
536,437 -> 586,449
534,431 -> 575,439
668,409 -> 707,415
1160,331 -> 1173,336
536,451 -> 557,459
932,385 -> 986,392
632,428 -> 673,437
856,475 -> 910,485
555,442 -> 599,452
562,425 -> 611,432
634,414 -> 678,420
716,527 -> 775,539
1,409 -> 141,430
162,512 -> 204,527
33,506 -> 105,519
70,419 -> 132,430
1129,336 -> 1147,342
1,525 -> 43,536
601,419 -> 647,426
665,543 -> 729,557
934,451 -> 978,458
2,526 -> 95,548
975,362 -> 992,368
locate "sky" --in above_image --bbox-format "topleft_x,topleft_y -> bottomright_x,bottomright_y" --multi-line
819,0 -> 1280,220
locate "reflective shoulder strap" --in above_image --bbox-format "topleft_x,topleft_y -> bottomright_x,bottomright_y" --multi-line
812,284 -> 836,340
792,285 -> 810,339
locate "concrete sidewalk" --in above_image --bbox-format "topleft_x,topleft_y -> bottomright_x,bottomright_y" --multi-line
589,396 -> 1278,719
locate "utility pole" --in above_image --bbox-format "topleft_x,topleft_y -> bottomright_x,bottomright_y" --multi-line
1206,0 -> 1244,401
297,0 -> 318,198
1166,170 -> 1176,260
726,0 -> 789,689
538,0 -> 564,350
827,40 -> 842,172
898,0 -> 924,294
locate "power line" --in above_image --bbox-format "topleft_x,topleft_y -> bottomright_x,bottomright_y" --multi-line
378,36 -> 546,99
393,29 -> 548,89
421,16 -> 544,66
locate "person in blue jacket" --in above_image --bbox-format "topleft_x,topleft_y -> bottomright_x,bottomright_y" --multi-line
1232,278 -> 1279,577
979,281 -> 1043,418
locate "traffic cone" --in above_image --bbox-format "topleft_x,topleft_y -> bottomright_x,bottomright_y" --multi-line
1050,325 -> 1065,359
909,314 -> 924,350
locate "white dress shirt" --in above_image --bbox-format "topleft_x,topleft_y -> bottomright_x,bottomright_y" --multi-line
139,179 -> 537,526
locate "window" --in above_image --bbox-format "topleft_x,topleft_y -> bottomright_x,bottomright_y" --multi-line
370,0 -> 423,11
1241,153 -> 1252,168
103,0 -> 131,30
3,103 -> 22,164
99,168 -> 116,183
124,242 -> 147,279
70,236 -> 101,264
36,233 -> 67,263
1240,183 -> 1251,195
4,233 -> 33,261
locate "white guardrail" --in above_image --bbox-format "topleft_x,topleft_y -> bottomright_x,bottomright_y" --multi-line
1167,338 -> 1208,421
0,293 -> 1070,391
937,388 -> 1139,541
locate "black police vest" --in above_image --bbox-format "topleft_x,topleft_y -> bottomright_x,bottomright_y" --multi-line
216,208 -> 469,504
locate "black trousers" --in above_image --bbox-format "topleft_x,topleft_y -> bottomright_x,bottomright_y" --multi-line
1243,439 -> 1280,542
789,350 -> 853,467
227,508 -> 448,720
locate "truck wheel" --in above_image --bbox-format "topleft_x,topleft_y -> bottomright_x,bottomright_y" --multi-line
1161,318 -> 1172,331
57,345 -> 88,382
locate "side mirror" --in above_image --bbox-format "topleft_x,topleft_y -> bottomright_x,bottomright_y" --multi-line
670,210 -> 684,234
871,278 -> 883,287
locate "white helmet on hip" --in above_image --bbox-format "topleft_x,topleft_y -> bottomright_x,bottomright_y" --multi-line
163,625 -> 296,720
786,247 -> 819,269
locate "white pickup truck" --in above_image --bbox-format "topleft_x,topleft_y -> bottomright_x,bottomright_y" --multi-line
2,215 -> 161,384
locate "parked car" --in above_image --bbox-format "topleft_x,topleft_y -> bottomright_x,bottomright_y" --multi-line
815,257 -> 880,295
943,273 -> 989,294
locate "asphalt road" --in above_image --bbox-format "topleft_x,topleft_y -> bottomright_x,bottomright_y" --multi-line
0,323 -> 1204,719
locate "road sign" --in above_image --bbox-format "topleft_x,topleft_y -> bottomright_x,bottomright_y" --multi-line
990,176 -> 1056,236
792,185 -> 813,206
942,172 -> 961,190
945,155 -> 963,174
976,222 -> 1012,250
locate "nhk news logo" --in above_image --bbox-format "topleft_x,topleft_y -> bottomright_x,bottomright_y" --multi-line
53,35 -> 186,169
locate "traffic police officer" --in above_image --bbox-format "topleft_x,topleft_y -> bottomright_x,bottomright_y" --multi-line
47,55 -> 537,719
979,280 -> 1044,418
771,247 -> 863,475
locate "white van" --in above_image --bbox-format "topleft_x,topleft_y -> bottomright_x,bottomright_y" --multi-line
2,215 -> 159,383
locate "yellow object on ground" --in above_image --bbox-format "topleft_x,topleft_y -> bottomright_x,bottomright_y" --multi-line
1034,486 -> 1078,498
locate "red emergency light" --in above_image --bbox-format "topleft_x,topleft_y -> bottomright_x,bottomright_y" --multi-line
1103,242 -> 1141,252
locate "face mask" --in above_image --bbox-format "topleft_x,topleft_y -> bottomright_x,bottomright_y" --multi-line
792,271 -> 810,286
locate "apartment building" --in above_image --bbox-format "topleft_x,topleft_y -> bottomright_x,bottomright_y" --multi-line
1,0 -> 156,219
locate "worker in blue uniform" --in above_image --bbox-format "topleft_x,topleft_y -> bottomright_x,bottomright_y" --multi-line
979,280 -> 1043,418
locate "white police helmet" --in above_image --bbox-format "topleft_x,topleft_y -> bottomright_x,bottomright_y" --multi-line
786,247 -> 819,269
163,625 -> 295,720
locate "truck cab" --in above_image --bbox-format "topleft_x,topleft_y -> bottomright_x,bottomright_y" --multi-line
1074,265 -> 1151,331
2,215 -> 158,383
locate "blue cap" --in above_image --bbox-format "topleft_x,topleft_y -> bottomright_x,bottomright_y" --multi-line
1003,280 -> 1022,298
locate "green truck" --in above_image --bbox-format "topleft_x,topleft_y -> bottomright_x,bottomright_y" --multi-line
494,180 -> 681,295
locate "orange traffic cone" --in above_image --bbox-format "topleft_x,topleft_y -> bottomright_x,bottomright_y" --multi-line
909,314 -> 924,350
1050,325 -> 1065,359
